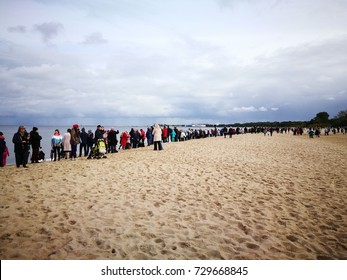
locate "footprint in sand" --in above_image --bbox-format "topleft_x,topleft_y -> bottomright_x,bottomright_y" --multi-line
95,239 -> 105,249
246,243 -> 260,250
237,222 -> 251,235
63,212 -> 69,219
154,238 -> 166,248
39,227 -> 51,236
286,235 -> 298,242
154,202 -> 161,208
147,211 -> 154,217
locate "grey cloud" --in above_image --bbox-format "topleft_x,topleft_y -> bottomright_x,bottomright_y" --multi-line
7,25 -> 27,33
82,32 -> 108,45
33,22 -> 64,43
1,0 -> 346,126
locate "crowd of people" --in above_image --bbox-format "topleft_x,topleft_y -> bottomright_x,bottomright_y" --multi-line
0,124 -> 346,168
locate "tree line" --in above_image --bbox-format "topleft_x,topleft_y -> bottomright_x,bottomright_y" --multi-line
206,109 -> 347,128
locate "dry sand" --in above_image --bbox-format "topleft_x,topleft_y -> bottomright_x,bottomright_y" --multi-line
0,133 -> 346,260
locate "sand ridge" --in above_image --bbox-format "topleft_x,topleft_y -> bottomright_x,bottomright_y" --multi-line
0,133 -> 346,259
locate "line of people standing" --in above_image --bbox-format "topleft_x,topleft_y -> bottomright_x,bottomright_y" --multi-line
51,125 -> 120,161
51,125 -> 94,161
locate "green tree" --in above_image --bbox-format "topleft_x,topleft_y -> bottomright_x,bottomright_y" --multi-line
335,110 -> 347,119
309,111 -> 330,127
331,109 -> 347,127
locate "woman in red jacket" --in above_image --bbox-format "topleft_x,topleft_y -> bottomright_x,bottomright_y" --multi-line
162,126 -> 168,142
120,131 -> 130,150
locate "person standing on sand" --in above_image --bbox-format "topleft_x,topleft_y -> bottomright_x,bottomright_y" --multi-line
0,132 -> 10,167
171,129 -> 176,142
86,130 -> 94,156
12,125 -> 30,168
214,125 -> 218,137
162,126 -> 168,142
63,128 -> 71,159
228,127 -> 233,138
152,124 -> 163,151
79,128 -> 88,157
30,127 -> 42,163
70,124 -> 80,160
146,127 -> 153,146
120,131 -> 130,149
95,125 -> 104,141
51,129 -> 63,161
132,129 -> 140,148
108,128 -> 119,153
223,126 -> 228,138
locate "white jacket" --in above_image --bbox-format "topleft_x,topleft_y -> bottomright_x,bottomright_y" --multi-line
152,126 -> 162,142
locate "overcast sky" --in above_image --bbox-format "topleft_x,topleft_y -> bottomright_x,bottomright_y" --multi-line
1,0 -> 346,126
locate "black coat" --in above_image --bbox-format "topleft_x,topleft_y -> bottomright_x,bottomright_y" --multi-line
30,131 -> 42,148
0,137 -> 6,154
108,130 -> 119,145
12,132 -> 30,153
95,129 -> 104,140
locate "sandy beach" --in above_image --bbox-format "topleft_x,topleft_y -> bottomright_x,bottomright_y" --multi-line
0,133 -> 346,260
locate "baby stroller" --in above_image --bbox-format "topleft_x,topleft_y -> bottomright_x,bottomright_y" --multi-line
87,139 -> 107,159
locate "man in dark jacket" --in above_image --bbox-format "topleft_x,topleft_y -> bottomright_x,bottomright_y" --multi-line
12,125 -> 30,168
30,127 -> 42,163
132,129 -> 140,148
95,125 -> 104,141
79,128 -> 88,157
107,128 -> 119,153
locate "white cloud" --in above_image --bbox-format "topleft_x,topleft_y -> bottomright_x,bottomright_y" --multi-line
230,106 -> 270,113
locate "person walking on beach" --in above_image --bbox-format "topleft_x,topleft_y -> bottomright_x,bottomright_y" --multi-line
51,129 -> 63,161
70,124 -> 80,160
153,124 -> 163,151
12,125 -> 30,168
63,129 -> 71,159
0,132 -> 10,167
